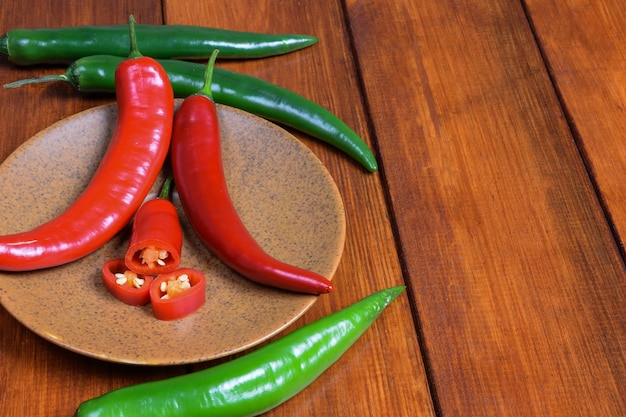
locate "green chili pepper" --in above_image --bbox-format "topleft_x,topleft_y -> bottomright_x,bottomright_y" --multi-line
4,55 -> 377,171
73,286 -> 404,417
0,24 -> 318,65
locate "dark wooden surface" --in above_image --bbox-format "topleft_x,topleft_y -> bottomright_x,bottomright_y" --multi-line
1,0 -> 625,416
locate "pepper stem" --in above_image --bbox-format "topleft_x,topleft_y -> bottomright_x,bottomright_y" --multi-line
158,176 -> 174,200
127,15 -> 142,59
3,74 -> 68,89
198,49 -> 220,100
0,34 -> 8,57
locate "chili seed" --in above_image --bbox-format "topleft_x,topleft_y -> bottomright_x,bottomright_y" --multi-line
115,270 -> 141,287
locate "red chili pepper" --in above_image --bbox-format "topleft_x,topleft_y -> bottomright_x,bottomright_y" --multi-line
101,258 -> 153,306
0,16 -> 174,271
124,176 -> 182,275
150,268 -> 206,321
171,51 -> 333,295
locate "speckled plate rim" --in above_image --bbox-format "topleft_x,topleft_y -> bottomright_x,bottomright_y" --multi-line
0,101 -> 345,365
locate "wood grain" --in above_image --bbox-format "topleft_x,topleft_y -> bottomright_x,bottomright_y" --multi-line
525,0 -> 626,253
344,0 -> 626,415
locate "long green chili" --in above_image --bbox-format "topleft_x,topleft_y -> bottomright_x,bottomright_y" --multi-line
0,24 -> 318,64
73,286 -> 404,417
4,55 -> 377,171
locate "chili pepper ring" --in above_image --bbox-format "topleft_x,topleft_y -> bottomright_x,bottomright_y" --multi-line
102,258 -> 153,306
150,268 -> 206,321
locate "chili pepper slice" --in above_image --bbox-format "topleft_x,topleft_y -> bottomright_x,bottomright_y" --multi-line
171,51 -> 334,295
4,55 -> 377,172
0,18 -> 174,272
149,268 -> 206,321
73,286 -> 405,417
124,177 -> 182,275
101,258 -> 153,306
0,23 -> 318,65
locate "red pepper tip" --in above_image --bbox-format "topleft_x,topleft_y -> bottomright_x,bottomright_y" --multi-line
311,278 -> 334,294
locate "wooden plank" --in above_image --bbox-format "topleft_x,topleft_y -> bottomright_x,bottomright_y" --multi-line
163,1 -> 435,416
524,1 -> 626,255
345,0 -> 626,415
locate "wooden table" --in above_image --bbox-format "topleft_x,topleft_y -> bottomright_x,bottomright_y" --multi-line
2,0 -> 625,416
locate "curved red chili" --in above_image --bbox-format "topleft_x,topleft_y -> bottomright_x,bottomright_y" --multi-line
125,177 -> 182,275
171,51 -> 333,295
150,268 -> 206,321
102,258 -> 153,306
0,16 -> 174,271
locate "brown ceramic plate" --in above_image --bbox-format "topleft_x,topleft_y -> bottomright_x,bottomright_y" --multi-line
0,101 -> 345,365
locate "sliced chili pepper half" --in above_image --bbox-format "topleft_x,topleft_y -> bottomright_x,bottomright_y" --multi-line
102,258 -> 153,306
125,200 -> 182,276
150,268 -> 206,321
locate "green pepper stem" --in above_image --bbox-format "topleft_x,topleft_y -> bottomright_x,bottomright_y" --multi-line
198,49 -> 219,100
158,175 -> 174,200
127,15 -> 142,59
0,34 -> 8,57
3,74 -> 68,89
